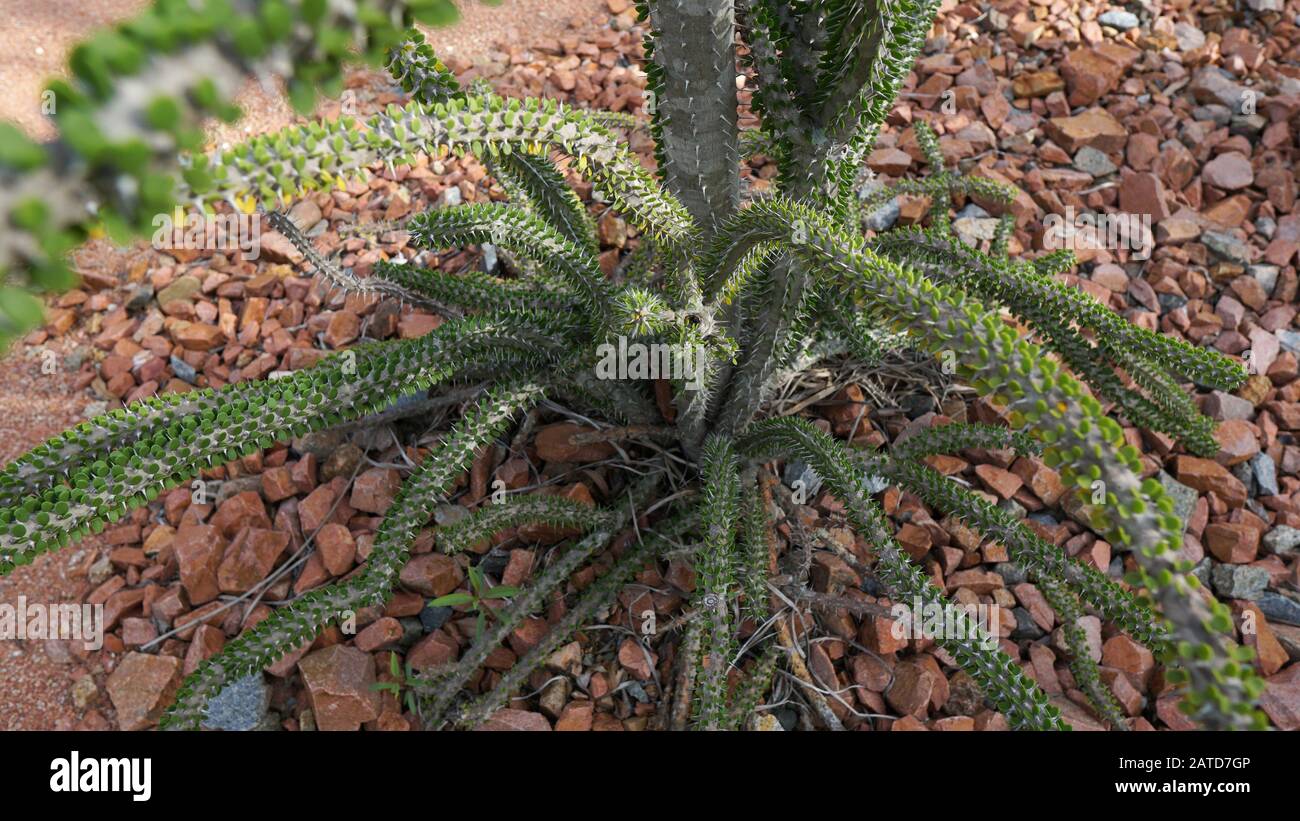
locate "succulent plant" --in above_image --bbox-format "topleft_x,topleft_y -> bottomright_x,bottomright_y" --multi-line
0,1 -> 1266,730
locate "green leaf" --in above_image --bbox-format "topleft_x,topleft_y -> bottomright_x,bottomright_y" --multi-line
260,0 -> 293,40
411,0 -> 461,27
145,95 -> 182,131
481,586 -> 520,599
427,592 -> 474,608
287,80 -> 317,116
0,287 -> 45,329
0,123 -> 46,169
231,18 -> 266,58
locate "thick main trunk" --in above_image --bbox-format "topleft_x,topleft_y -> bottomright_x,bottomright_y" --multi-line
647,0 -> 740,238
647,1 -> 741,454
